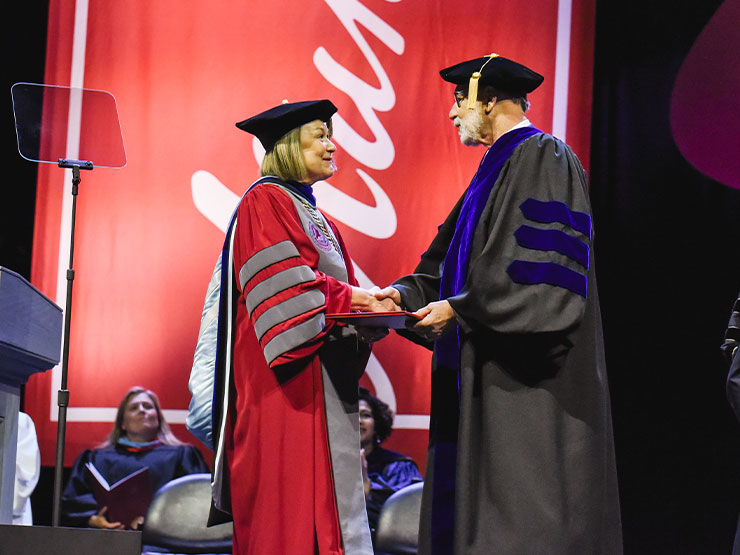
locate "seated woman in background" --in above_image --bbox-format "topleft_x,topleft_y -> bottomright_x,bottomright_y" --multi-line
360,387 -> 423,539
61,386 -> 208,529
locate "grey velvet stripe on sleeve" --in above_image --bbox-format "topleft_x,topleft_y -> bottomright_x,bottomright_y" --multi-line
245,266 -> 316,313
239,240 -> 300,291
253,289 -> 326,341
263,312 -> 325,365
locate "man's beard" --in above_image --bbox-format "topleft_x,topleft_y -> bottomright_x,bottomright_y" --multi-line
455,108 -> 485,146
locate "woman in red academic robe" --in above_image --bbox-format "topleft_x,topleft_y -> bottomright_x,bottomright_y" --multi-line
225,100 -> 392,555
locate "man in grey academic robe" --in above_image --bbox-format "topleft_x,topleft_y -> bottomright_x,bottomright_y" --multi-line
374,54 -> 622,554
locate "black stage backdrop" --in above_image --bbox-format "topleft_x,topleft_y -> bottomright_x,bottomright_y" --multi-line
5,1 -> 740,552
4,0 -> 51,527
591,0 -> 740,552
4,2 -> 47,280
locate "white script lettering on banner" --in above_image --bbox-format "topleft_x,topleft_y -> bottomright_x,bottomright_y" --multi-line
313,0 -> 404,170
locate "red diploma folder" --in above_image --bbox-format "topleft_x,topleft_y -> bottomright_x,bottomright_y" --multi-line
326,311 -> 422,329
85,462 -> 151,527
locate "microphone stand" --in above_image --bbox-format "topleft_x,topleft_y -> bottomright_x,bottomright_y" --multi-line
51,158 -> 93,527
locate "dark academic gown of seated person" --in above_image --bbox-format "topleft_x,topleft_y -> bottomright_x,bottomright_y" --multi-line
225,178 -> 373,555
364,446 -> 423,537
393,127 -> 622,554
61,440 -> 208,527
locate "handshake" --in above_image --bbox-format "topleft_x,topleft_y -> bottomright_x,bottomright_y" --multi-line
350,285 -> 403,314
349,285 -> 457,342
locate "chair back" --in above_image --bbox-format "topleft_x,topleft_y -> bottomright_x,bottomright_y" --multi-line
373,481 -> 423,555
142,473 -> 232,554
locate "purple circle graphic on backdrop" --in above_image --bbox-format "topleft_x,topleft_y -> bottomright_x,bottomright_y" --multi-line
671,0 -> 740,189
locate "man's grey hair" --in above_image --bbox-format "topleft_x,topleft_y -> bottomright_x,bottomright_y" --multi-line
477,84 -> 530,112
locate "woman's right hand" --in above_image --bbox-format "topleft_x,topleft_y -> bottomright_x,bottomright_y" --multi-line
88,506 -> 125,529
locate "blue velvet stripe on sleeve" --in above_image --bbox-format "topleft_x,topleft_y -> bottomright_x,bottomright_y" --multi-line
506,198 -> 592,297
513,225 -> 590,269
519,198 -> 592,238
506,260 -> 588,297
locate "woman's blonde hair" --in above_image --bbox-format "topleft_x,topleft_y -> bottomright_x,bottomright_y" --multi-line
260,119 -> 333,182
98,386 -> 184,448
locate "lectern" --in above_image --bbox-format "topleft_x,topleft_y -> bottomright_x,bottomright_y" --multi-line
0,266 -> 62,523
0,268 -> 139,553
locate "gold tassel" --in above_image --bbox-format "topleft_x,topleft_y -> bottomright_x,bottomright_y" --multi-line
467,72 -> 481,110
468,53 -> 499,109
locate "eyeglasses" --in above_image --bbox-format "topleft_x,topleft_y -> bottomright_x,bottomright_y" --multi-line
454,91 -> 466,107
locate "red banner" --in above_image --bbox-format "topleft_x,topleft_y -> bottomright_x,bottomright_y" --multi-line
25,0 -> 595,471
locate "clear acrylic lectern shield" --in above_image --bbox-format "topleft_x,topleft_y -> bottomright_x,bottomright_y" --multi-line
11,82 -> 126,168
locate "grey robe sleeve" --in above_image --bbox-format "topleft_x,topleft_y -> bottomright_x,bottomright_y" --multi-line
722,292 -> 740,365
724,293 -> 740,420
391,193 -> 465,350
447,134 -> 593,337
392,192 -> 465,312
727,349 -> 740,422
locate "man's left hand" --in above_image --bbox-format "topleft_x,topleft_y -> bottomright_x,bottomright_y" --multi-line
411,300 -> 457,341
